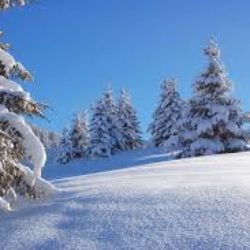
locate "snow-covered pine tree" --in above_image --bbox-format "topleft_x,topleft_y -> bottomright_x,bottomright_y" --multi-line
57,128 -> 72,164
156,78 -> 186,152
117,89 -> 143,151
88,89 -> 120,157
88,99 -> 112,158
148,77 -> 184,147
181,38 -> 249,157
68,111 -> 89,160
0,32 -> 55,210
0,0 -> 29,9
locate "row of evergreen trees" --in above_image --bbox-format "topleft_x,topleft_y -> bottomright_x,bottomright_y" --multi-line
149,38 -> 250,158
57,89 -> 143,164
56,38 -> 250,164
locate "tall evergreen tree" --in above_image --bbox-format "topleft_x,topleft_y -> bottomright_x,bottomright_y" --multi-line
0,11 -> 54,209
68,111 -> 89,160
148,77 -> 184,147
88,89 -> 120,157
117,89 -> 143,150
181,38 -> 249,157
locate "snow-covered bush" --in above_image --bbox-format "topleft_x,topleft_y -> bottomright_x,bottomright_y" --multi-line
180,38 -> 250,157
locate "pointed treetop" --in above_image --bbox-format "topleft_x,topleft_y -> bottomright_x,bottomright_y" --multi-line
104,86 -> 113,98
161,77 -> 177,93
120,87 -> 127,95
105,81 -> 113,92
120,88 -> 131,102
204,37 -> 220,59
75,109 -> 86,122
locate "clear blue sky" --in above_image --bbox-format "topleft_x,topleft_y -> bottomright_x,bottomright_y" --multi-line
1,0 -> 250,135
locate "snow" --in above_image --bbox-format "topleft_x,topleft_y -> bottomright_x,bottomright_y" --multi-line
196,119 -> 213,134
15,62 -> 33,80
1,149 -> 250,249
0,75 -> 23,92
0,197 -> 11,211
0,47 -> 16,76
190,138 -> 225,155
18,163 -> 58,197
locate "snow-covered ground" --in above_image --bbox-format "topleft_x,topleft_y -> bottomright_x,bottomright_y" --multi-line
1,150 -> 250,249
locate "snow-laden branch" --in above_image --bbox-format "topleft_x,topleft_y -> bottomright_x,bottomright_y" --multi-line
0,75 -> 23,91
0,105 -> 46,178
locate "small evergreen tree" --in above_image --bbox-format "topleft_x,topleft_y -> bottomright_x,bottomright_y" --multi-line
117,89 -> 143,151
181,38 -> 249,157
148,77 -> 184,147
103,89 -> 122,154
158,78 -> 186,152
57,128 -> 72,164
88,89 -> 120,157
88,99 -> 112,158
68,111 -> 89,160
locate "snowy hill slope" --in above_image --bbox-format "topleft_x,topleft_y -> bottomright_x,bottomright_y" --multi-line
1,152 -> 250,249
43,147 -> 169,179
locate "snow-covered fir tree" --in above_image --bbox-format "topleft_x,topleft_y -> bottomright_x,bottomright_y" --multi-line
180,38 -> 249,157
117,89 -> 143,151
0,31 -> 54,210
68,111 -> 89,160
0,0 -> 28,9
88,99 -> 112,158
57,128 -> 72,164
88,89 -> 121,157
148,77 -> 184,147
156,78 -> 186,152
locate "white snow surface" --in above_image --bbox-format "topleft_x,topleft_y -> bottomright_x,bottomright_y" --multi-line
1,149 -> 250,249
